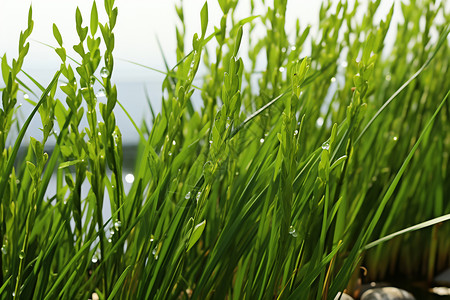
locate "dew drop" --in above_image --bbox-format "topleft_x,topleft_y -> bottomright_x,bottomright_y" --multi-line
385,74 -> 391,81
100,67 -> 110,78
294,130 -> 299,136
341,61 -> 348,68
316,117 -> 324,127
90,76 -> 96,85
1,245 -> 6,254
172,140 -> 176,145
23,93 -> 29,100
330,77 -> 336,83
321,142 -> 330,150
152,246 -> 159,260
279,66 -> 285,72
125,173 -> 134,183
95,88 -> 106,97
209,140 -> 213,144
150,235 -> 154,242
392,136 -> 398,141
290,46 -> 296,51
108,238 -> 112,243
288,225 -> 298,237
114,220 -> 122,231
19,250 -> 25,259
260,138 -> 265,144
281,47 -> 286,53
12,292 -> 15,297
196,192 -> 201,203
168,152 -> 172,156
185,191 -> 191,200
91,256 -> 98,264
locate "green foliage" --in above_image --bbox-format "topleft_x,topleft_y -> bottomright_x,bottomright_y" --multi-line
1,0 -> 450,299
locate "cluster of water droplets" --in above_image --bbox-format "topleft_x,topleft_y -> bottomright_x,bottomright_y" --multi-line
152,245 -> 159,260
114,220 -> 122,231
288,225 -> 298,237
108,227 -> 115,243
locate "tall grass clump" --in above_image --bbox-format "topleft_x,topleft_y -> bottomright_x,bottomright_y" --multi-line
1,0 -> 449,299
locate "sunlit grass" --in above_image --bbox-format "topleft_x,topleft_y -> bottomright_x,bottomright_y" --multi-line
1,0 -> 449,299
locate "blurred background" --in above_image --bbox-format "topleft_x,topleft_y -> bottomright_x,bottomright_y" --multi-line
0,0 -> 399,144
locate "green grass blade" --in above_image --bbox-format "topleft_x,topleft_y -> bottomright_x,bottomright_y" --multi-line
0,70 -> 60,200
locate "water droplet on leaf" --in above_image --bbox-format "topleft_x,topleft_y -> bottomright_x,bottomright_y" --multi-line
322,142 -> 330,150
289,225 -> 298,237
95,88 -> 106,97
316,117 -> 324,127
114,220 -> 122,231
19,250 -> 25,259
100,67 -> 110,78
125,173 -> 134,183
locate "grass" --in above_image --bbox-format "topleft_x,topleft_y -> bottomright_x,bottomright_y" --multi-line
1,0 -> 450,299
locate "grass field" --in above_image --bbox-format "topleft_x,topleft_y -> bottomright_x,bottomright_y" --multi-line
1,0 -> 449,299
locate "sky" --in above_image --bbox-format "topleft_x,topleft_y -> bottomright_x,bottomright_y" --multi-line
0,0 -> 354,81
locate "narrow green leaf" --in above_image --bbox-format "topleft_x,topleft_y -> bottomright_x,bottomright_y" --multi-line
90,1 -> 98,36
365,213 -> 450,250
52,23 -> 63,46
187,220 -> 206,251
107,266 -> 132,300
200,2 -> 208,38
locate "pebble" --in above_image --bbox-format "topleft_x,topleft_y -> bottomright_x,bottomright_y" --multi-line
334,292 -> 354,300
434,268 -> 450,285
360,287 -> 415,300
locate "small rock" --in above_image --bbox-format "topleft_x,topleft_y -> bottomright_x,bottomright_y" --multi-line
360,287 -> 415,300
334,292 -> 354,300
429,286 -> 450,296
434,268 -> 450,285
